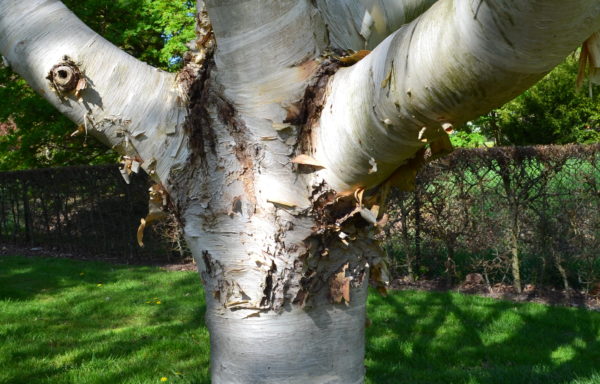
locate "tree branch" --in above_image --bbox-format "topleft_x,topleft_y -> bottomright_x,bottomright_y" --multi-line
0,0 -> 188,184
315,0 -> 438,50
314,0 -> 600,192
204,0 -> 327,119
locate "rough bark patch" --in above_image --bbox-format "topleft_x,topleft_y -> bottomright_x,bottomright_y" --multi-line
183,56 -> 217,163
214,94 -> 257,206
284,59 -> 341,153
46,56 -> 86,98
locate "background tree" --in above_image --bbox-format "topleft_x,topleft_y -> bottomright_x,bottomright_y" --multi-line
471,57 -> 600,146
1,1 -> 599,383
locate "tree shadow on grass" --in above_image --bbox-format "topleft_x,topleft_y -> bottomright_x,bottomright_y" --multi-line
366,289 -> 600,384
0,255 -> 210,384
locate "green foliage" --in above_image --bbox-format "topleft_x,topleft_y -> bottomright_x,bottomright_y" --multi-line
2,255 -> 600,384
449,130 -> 489,148
62,0 -> 196,70
473,57 -> 600,145
0,1 -> 195,170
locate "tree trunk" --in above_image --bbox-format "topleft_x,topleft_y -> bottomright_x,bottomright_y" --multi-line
554,252 -> 571,294
204,267 -> 368,383
399,196 -> 415,281
510,213 -> 522,293
175,64 -> 385,382
2,0 -> 600,383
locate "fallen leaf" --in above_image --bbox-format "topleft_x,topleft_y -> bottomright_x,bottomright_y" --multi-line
430,134 -> 454,160
371,204 -> 380,217
376,213 -> 389,228
418,127 -> 427,142
354,187 -> 365,207
243,311 -> 261,319
272,122 -> 291,131
137,218 -> 146,247
70,125 -> 85,137
74,77 -> 87,98
267,198 -> 297,208
370,259 -> 390,297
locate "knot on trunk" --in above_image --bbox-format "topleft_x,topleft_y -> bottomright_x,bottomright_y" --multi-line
46,56 -> 86,97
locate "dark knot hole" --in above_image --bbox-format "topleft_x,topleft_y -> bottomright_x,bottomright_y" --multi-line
57,70 -> 68,79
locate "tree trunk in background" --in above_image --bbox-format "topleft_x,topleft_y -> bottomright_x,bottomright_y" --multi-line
510,214 -> 522,293
399,197 -> 415,281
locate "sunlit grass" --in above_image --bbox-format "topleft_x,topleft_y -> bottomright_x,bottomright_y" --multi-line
0,255 -> 209,384
366,290 -> 600,384
1,255 -> 599,384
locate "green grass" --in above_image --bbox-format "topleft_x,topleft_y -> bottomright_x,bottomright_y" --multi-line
1,256 -> 600,384
366,292 -> 600,384
0,255 -> 209,384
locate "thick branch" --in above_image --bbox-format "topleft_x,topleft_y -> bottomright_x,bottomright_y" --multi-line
315,0 -> 600,192
315,0 -> 438,50
204,0 -> 326,119
0,0 -> 188,184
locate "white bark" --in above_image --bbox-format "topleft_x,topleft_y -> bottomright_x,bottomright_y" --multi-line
315,0 -> 437,50
314,0 -> 600,191
0,0 -> 189,185
585,32 -> 600,84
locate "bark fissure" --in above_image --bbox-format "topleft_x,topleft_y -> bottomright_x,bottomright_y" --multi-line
182,55 -> 217,164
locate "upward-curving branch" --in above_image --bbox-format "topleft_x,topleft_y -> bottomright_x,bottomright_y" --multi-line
0,0 -> 188,184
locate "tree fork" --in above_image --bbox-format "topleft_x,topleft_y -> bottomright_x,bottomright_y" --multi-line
2,0 -> 600,383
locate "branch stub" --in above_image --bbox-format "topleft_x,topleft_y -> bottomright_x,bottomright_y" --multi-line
46,56 -> 86,97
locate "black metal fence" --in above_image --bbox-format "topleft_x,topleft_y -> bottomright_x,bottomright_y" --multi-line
0,164 -> 180,262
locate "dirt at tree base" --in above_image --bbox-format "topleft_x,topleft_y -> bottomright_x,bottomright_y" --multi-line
0,244 -> 197,271
392,276 -> 600,312
2,244 -> 598,310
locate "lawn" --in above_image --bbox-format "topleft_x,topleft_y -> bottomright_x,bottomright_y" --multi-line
1,256 -> 599,384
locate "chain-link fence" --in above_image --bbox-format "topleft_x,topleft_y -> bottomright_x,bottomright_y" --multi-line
0,165 -> 184,263
386,144 -> 600,292
2,145 -> 598,286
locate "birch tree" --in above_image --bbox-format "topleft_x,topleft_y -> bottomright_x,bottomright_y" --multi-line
1,0 -> 599,382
